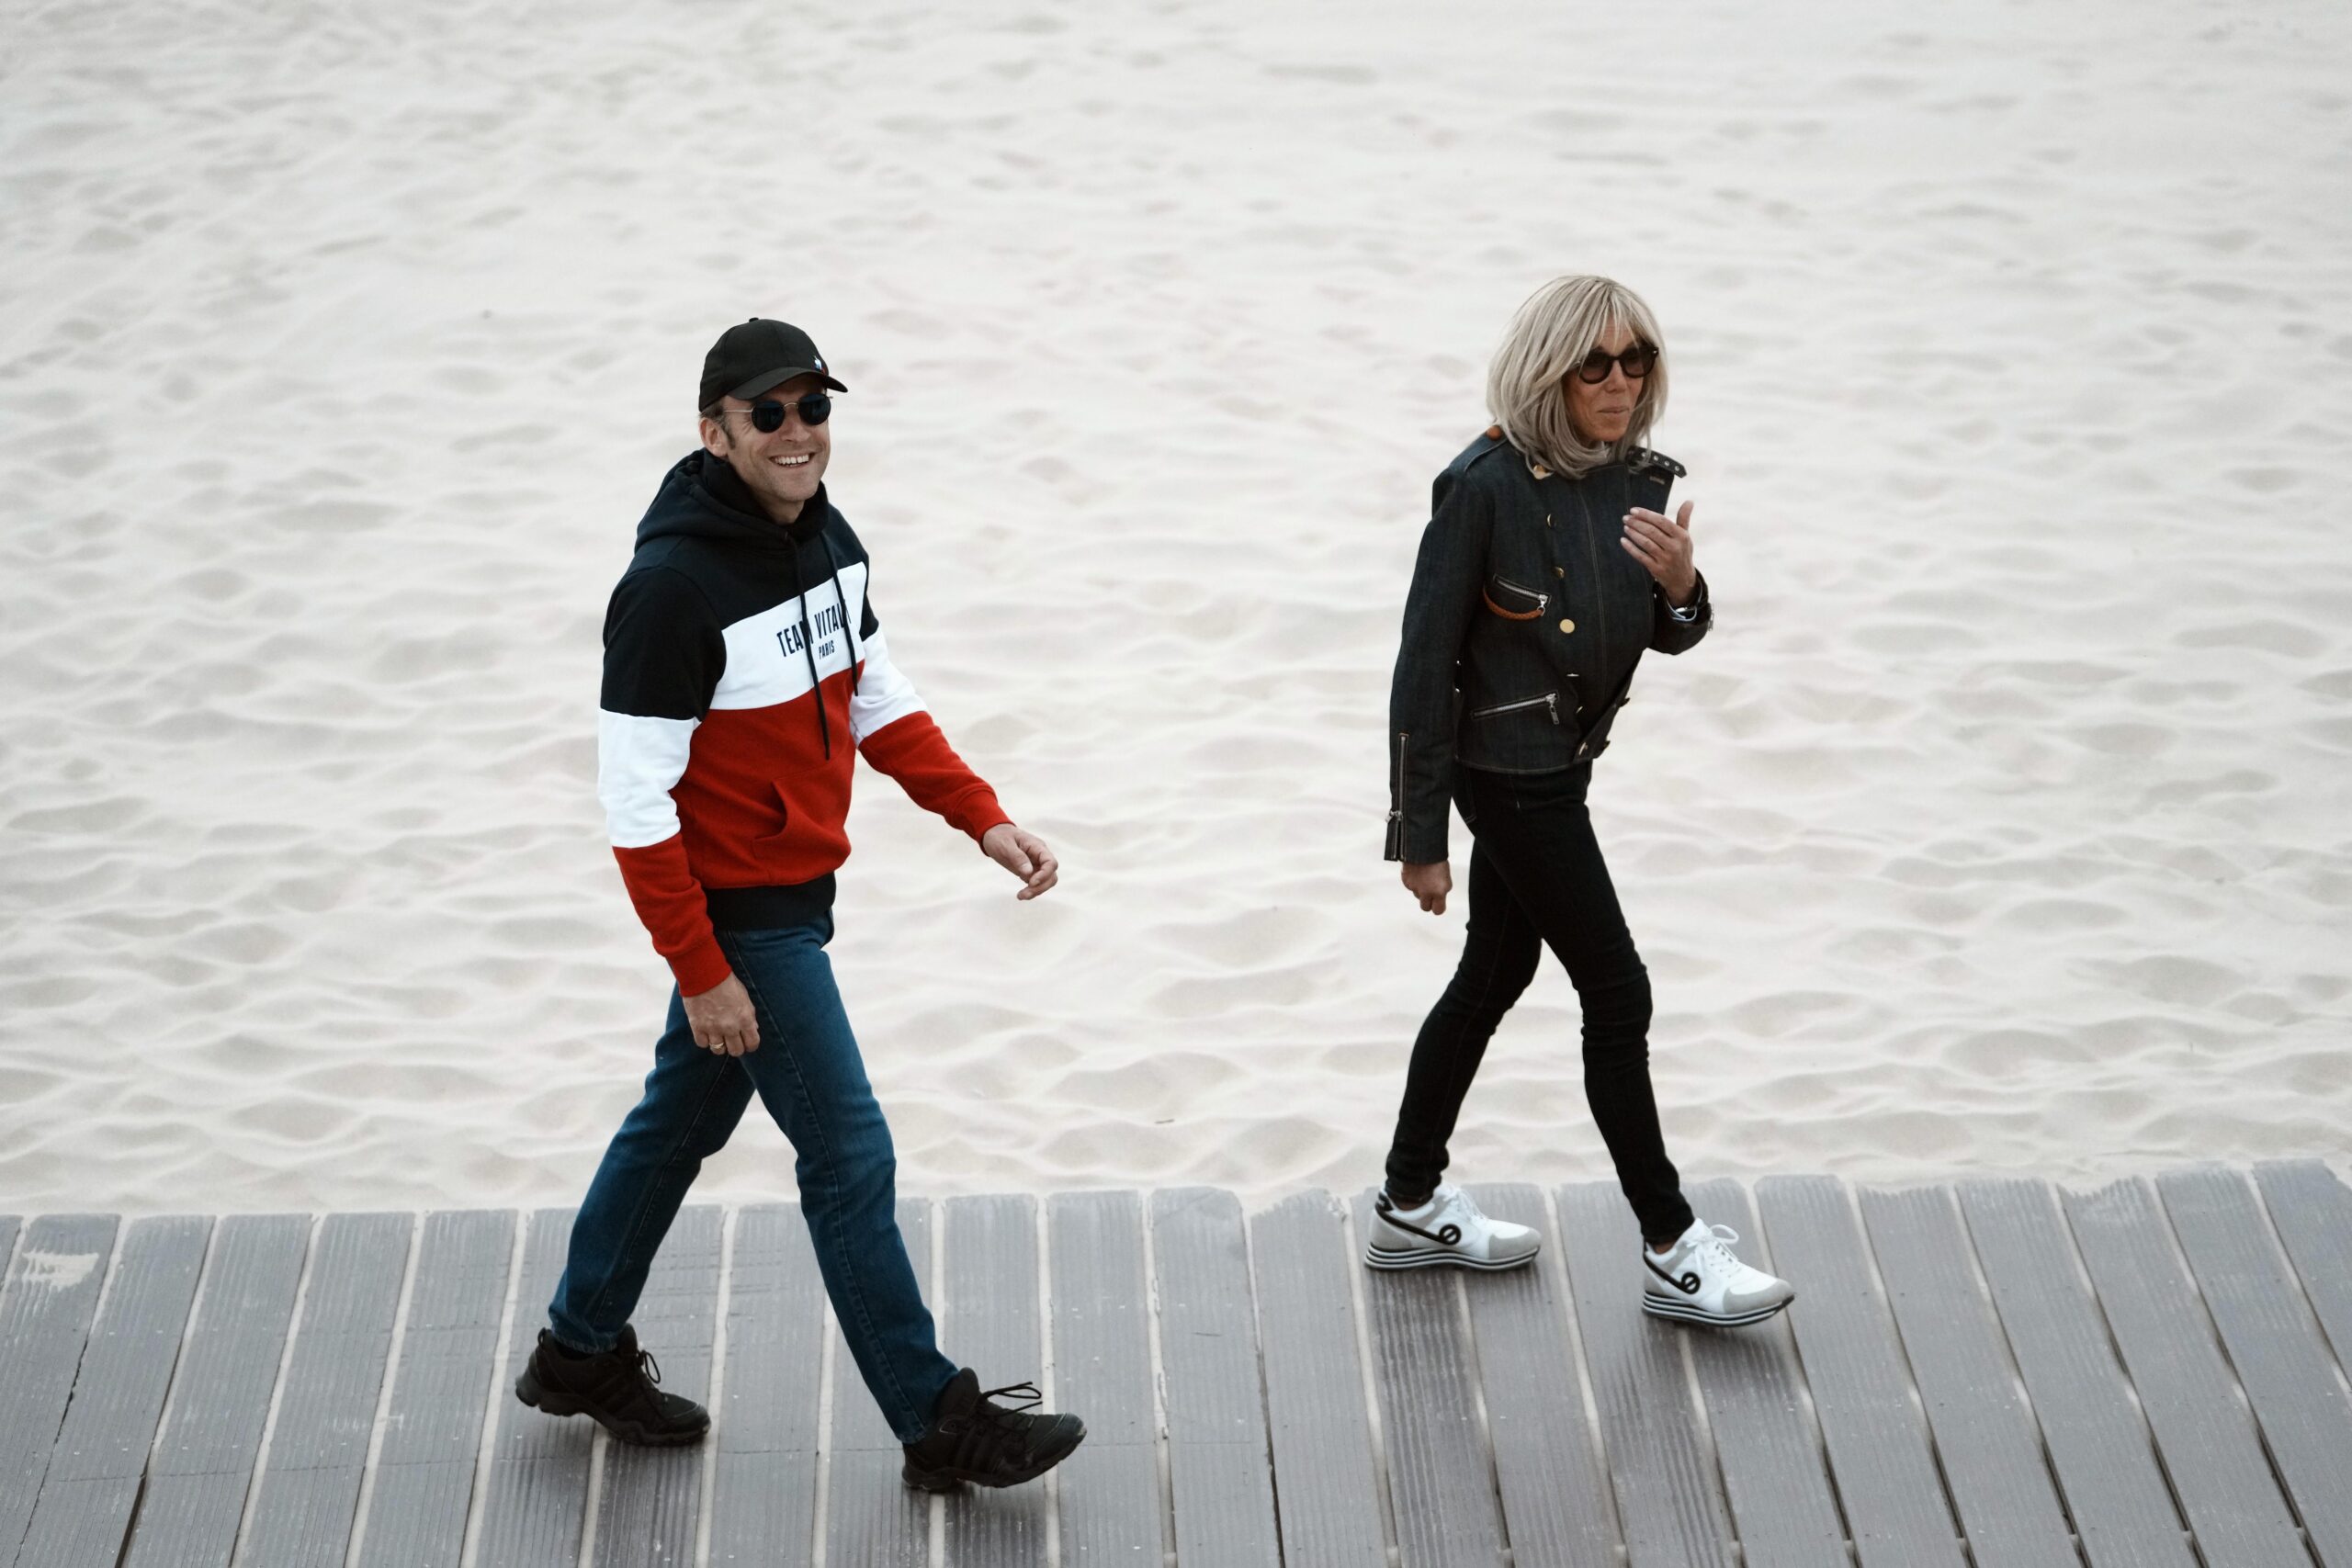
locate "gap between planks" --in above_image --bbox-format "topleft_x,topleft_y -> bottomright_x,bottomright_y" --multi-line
339,1209 -> 431,1568
116,1205 -> 236,1562
1333,1199 -> 1406,1568
457,1204 -> 533,1568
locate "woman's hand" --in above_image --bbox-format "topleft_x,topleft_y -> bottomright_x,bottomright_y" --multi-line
1622,501 -> 1698,606
1401,860 -> 1452,916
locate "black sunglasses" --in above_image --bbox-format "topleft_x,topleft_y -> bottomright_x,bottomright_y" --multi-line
1573,344 -> 1658,384
732,392 -> 835,433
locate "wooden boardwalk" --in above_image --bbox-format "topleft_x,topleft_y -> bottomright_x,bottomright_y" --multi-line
2,1163 -> 2349,1567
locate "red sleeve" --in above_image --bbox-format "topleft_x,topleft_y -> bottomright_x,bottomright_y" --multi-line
857,712 -> 1012,842
613,837 -> 732,996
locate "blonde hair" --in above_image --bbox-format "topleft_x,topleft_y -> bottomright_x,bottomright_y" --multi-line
1485,275 -> 1668,479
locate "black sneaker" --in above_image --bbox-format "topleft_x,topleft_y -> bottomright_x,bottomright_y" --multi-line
900,1369 -> 1085,1491
514,1325 -> 708,1447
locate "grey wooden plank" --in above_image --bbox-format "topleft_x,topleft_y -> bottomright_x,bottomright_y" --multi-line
8,1214 -> 209,1568
2062,1178 -> 2308,1568
1554,1180 -> 1736,1568
822,1196 -> 933,1568
1678,1179 -> 1848,1568
352,1209 -> 518,1568
1148,1188 -> 1279,1568
1047,1191 -> 1162,1566
592,1204 -> 721,1568
1350,1190 -> 1504,1568
1957,1179 -> 2196,1568
0,1214 -> 119,1559
236,1212 -> 413,1568
122,1212 -> 312,1568
1853,1185 -> 2076,1568
1753,1177 -> 1965,1568
942,1193 -> 1047,1567
707,1203 -> 823,1568
2255,1160 -> 2352,1381
472,1206 -> 587,1568
1247,1190 -> 1387,1568
1455,1185 -> 1617,1568
2160,1168 -> 2352,1565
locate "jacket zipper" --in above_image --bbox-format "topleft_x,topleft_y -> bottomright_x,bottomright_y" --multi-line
1496,574 -> 1548,613
1386,730 -> 1408,856
1482,575 -> 1549,620
1468,693 -> 1560,724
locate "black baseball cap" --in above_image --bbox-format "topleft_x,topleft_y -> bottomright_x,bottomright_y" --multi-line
699,318 -> 848,409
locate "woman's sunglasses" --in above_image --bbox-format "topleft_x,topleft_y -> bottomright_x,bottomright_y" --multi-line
733,392 -> 835,433
1573,344 -> 1658,384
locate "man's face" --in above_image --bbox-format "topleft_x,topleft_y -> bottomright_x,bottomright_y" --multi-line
700,372 -> 831,522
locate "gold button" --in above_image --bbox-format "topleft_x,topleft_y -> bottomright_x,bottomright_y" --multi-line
1553,566 -> 1564,578
1558,618 -> 1576,635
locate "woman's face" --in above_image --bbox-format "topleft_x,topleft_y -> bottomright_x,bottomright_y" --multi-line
1564,322 -> 1650,446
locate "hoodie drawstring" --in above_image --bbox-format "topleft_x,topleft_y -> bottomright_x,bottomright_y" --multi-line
790,528 -> 864,761
817,529 -> 865,697
786,546 -> 832,760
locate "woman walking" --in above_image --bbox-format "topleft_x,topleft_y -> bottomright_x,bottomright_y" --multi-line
1373,275 -> 1793,1327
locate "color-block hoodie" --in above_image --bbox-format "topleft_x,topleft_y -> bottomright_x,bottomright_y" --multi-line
598,450 -> 1009,995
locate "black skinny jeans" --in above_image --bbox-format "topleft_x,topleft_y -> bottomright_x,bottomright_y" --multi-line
1385,763 -> 1695,1246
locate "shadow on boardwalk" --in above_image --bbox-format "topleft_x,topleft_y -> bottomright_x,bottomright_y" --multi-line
1,1162 -> 2348,1567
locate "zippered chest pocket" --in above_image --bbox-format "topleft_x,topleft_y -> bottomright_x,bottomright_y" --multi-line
1481,573 -> 1549,621
1467,691 -> 1563,726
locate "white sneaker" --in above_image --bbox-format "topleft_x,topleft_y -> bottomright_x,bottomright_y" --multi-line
1640,1219 -> 1795,1326
1363,1183 -> 1541,1271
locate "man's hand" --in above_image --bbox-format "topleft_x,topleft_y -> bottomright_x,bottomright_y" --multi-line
1401,860 -> 1452,916
684,974 -> 761,1056
982,823 -> 1060,900
1621,501 -> 1698,607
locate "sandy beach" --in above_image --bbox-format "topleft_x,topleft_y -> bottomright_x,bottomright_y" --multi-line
3,0 -> 2347,1218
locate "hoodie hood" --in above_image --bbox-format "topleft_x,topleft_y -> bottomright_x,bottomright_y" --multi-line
635,448 -> 832,551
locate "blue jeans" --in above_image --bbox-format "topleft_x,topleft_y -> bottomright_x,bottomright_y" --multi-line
548,917 -> 958,1442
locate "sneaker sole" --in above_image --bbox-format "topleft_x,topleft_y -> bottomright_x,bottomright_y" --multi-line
1639,1291 -> 1796,1328
1363,1243 -> 1540,1272
902,1422 -> 1087,1492
514,1366 -> 709,1448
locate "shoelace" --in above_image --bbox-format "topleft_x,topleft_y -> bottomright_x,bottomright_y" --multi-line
636,1348 -> 663,1387
1433,1184 -> 1485,1223
1694,1224 -> 1747,1274
977,1381 -> 1043,1417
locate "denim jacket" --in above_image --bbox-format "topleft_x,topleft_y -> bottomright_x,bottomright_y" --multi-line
1385,428 -> 1711,863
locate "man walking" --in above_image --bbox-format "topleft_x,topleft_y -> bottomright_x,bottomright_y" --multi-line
514,318 -> 1085,1491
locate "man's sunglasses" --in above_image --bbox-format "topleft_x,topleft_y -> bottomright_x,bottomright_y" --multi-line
1573,344 -> 1658,384
730,392 -> 835,433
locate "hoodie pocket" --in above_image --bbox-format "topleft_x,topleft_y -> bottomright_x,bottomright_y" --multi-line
1481,573 -> 1549,621
749,783 -> 794,849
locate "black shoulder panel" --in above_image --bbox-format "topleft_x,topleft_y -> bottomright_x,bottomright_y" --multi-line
1627,446 -> 1686,479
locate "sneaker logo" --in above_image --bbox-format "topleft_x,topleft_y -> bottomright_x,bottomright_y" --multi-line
1644,1256 -> 1702,1295
1375,1192 -> 1463,1247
